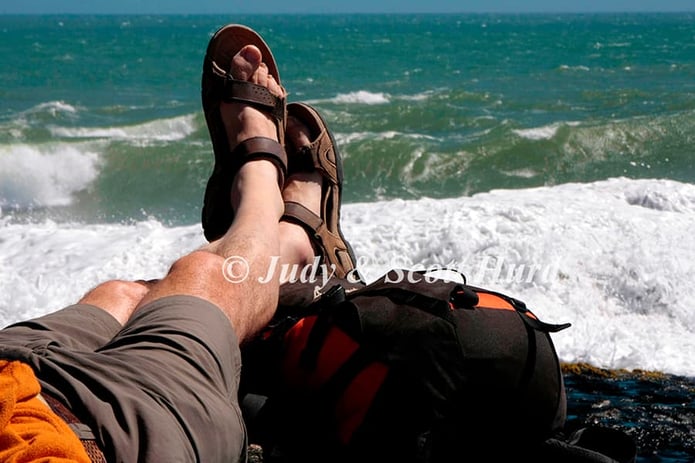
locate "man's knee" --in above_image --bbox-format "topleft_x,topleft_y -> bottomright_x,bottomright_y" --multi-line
169,251 -> 225,283
77,279 -> 152,324
84,280 -> 150,306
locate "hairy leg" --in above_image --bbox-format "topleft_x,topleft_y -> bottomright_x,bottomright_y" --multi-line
134,45 -> 287,342
77,49 -> 321,336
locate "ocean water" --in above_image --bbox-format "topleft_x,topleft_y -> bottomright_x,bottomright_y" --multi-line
1,13 -> 694,462
1,13 -> 694,381
5,15 -> 695,376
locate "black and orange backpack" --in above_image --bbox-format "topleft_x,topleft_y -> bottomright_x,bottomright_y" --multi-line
239,270 -> 634,463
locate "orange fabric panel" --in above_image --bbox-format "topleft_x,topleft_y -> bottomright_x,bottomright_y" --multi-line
475,292 -> 515,311
282,317 -> 389,444
474,292 -> 539,319
334,361 -> 388,445
0,360 -> 91,463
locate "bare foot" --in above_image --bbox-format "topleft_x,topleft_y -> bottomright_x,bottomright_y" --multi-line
279,115 -> 323,267
220,45 -> 286,215
220,45 -> 285,150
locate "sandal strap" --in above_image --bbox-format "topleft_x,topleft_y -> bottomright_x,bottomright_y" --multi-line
294,139 -> 339,185
221,78 -> 286,125
232,137 -> 287,187
287,104 -> 339,185
283,201 -> 323,232
282,201 -> 354,277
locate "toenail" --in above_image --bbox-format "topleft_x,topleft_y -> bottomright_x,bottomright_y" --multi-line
240,46 -> 257,62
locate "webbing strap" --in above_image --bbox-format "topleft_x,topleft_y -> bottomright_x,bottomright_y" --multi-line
349,287 -> 450,315
352,284 -> 570,333
517,321 -> 538,393
520,312 -> 572,333
41,393 -> 106,463
469,286 -> 572,333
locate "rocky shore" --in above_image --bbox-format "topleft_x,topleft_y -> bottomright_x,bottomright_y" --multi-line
246,362 -> 694,462
562,363 -> 694,462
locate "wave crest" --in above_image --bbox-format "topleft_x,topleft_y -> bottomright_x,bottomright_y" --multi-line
0,143 -> 101,208
330,91 -> 390,105
50,114 -> 197,143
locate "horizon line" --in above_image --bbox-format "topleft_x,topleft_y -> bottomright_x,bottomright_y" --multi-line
1,10 -> 694,16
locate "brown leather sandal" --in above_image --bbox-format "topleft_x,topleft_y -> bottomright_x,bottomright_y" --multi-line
201,24 -> 287,242
282,103 -> 360,281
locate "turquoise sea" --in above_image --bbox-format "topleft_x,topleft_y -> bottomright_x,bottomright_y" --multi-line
1,14 -> 694,461
2,14 -> 695,223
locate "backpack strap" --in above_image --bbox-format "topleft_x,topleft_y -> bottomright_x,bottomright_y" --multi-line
347,279 -> 571,334
41,393 -> 107,463
469,286 -> 572,333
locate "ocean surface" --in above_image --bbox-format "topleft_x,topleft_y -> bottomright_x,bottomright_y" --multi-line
1,14 -> 694,461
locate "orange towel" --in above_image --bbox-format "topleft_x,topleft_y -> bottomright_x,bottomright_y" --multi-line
0,360 -> 91,462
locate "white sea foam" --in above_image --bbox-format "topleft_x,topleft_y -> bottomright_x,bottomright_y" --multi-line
329,91 -> 390,105
1,177 -> 694,377
26,101 -> 79,117
513,121 -> 582,141
0,143 -> 101,208
513,123 -> 561,140
559,64 -> 591,72
0,219 -> 206,322
500,168 -> 538,179
401,90 -> 435,102
3,101 -> 80,138
308,90 -> 433,106
334,130 -> 437,146
50,114 -> 197,143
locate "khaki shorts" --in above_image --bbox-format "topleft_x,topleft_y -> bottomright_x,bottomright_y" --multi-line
0,295 -> 246,463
